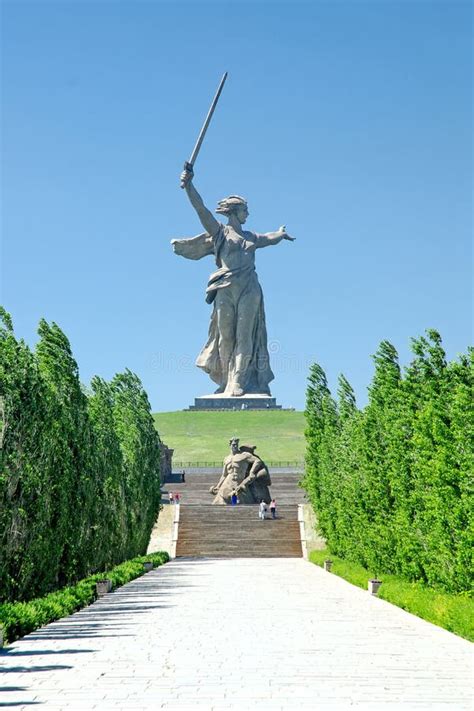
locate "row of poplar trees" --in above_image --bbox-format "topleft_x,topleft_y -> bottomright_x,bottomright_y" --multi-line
0,308 -> 163,603
303,330 -> 473,593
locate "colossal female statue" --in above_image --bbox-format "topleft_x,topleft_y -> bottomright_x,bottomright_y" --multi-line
171,164 -> 294,397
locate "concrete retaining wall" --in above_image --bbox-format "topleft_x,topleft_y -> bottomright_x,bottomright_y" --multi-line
298,503 -> 326,559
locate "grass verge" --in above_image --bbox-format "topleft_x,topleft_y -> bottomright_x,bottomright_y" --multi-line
0,551 -> 169,645
309,549 -> 474,642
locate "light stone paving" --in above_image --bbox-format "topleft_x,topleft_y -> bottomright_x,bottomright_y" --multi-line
1,558 -> 472,711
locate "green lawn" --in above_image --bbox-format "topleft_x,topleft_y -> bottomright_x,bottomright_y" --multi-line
153,410 -> 306,463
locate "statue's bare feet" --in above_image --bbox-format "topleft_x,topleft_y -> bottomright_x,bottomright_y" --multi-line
231,386 -> 244,397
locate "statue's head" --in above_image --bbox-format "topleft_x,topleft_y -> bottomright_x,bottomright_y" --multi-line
229,437 -> 240,454
239,444 -> 256,454
216,196 -> 249,224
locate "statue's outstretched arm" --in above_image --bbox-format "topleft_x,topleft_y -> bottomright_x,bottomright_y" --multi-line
256,225 -> 295,248
180,164 -> 220,237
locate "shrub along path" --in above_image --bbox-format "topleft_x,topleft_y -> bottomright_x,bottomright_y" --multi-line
1,558 -> 472,710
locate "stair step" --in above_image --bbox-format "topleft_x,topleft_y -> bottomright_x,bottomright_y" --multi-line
175,503 -> 302,559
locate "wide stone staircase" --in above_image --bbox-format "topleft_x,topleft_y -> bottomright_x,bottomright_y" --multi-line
163,469 -> 305,558
176,504 -> 302,557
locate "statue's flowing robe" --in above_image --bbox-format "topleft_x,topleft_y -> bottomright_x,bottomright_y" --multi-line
172,227 -> 274,394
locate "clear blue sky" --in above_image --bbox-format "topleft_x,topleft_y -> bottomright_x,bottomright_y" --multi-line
2,1 -> 472,412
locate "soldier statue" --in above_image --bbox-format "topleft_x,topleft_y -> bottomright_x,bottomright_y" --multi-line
210,438 -> 272,505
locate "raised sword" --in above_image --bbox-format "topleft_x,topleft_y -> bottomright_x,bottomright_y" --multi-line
180,71 -> 228,188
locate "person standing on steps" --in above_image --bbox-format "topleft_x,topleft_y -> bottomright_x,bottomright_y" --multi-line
270,499 -> 277,519
175,492 -> 180,505
259,500 -> 267,520
169,492 -> 174,505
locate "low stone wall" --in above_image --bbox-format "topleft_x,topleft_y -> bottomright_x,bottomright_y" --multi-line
147,504 -> 179,558
298,503 -> 326,559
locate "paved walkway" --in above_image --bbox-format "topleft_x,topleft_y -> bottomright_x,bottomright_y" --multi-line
1,559 -> 472,710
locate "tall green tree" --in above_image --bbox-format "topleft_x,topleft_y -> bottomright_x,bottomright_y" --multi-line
87,376 -> 128,569
360,340 -> 402,572
331,374 -> 364,560
35,320 -> 96,584
303,363 -> 338,543
0,309 -> 57,599
406,331 -> 472,590
111,370 -> 162,559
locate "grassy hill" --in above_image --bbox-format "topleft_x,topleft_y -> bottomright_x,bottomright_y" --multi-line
153,410 -> 306,464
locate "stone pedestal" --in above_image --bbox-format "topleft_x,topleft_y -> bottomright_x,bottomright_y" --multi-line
188,394 -> 282,411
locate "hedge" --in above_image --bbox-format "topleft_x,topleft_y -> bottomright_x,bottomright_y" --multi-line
0,551 -> 169,644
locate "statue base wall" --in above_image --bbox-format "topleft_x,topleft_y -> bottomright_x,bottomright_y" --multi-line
188,394 -> 282,411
